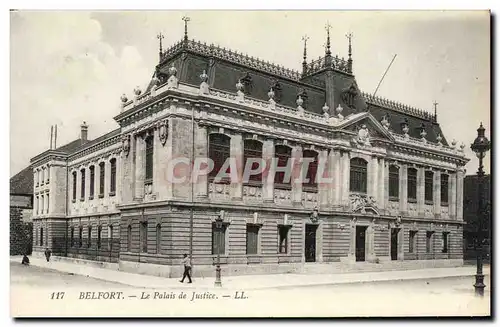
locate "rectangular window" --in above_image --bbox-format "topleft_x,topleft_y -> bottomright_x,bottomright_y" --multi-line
110,158 -> 117,195
80,169 -> 86,200
409,231 -> 417,253
127,225 -> 132,252
70,227 -> 74,247
442,232 -> 449,253
426,231 -> 434,253
211,224 -> 227,255
40,194 -> 44,213
46,192 -> 49,213
87,226 -> 92,248
99,162 -> 105,197
36,196 -> 39,214
47,166 -> 50,183
246,224 -> 260,255
441,174 -> 449,205
79,227 -> 83,248
40,227 -> 44,246
145,136 -> 154,182
97,226 -> 102,249
72,171 -> 77,201
140,222 -> 148,253
407,168 -> 417,201
425,171 -> 434,203
108,225 -> 113,251
156,224 -> 161,254
389,165 -> 399,199
89,166 -> 95,199
278,226 -> 289,254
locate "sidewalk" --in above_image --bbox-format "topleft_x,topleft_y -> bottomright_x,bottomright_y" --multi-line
10,256 -> 490,291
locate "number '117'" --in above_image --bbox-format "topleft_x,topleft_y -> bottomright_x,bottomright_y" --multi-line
50,292 -> 65,300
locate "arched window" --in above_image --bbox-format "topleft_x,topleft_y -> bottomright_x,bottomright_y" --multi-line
99,162 -> 105,197
407,168 -> 418,201
350,158 -> 368,193
80,168 -> 86,200
389,165 -> 400,199
110,158 -> 117,195
208,133 -> 231,181
156,224 -> 161,254
127,225 -> 132,252
243,139 -> 263,184
145,136 -> 154,182
274,145 -> 292,189
303,150 -> 318,191
89,166 -> 95,199
425,171 -> 434,203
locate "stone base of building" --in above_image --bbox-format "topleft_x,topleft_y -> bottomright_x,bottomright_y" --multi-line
32,251 -> 463,279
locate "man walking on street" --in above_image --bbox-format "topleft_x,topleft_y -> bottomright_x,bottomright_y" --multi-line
44,248 -> 51,262
179,253 -> 192,283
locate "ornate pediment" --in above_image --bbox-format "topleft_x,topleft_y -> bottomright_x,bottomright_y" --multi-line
336,112 -> 395,146
349,193 -> 379,215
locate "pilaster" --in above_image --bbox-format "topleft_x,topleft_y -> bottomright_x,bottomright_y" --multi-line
195,124 -> 208,198
417,166 -> 425,216
449,173 -> 457,219
328,149 -> 341,207
291,145 -> 303,205
340,151 -> 350,208
456,169 -> 465,220
318,149 -> 330,209
400,164 -> 408,215
230,133 -> 244,200
134,134 -> 145,199
262,138 -> 275,202
433,170 -> 442,218
368,156 -> 378,201
378,158 -> 385,213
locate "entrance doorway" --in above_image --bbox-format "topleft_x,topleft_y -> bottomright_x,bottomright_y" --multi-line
305,224 -> 317,262
355,226 -> 367,262
391,228 -> 400,260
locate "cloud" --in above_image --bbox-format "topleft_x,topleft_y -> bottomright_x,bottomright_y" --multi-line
10,11 -> 151,176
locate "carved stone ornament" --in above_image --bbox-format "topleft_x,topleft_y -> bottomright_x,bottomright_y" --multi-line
351,124 -> 371,147
436,133 -> 443,145
310,207 -> 319,223
381,114 -> 390,129
349,193 -> 379,215
167,65 -> 179,88
395,215 -> 402,227
133,86 -> 142,96
341,83 -> 358,109
122,135 -> 131,156
158,120 -> 168,146
120,94 -> 128,103
336,104 -> 344,119
322,103 -> 330,119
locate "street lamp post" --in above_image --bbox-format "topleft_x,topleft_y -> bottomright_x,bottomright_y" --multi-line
470,122 -> 490,297
214,211 -> 223,287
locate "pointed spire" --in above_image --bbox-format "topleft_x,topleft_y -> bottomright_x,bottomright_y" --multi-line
346,32 -> 353,74
433,100 -> 438,122
325,22 -> 332,57
157,32 -> 164,62
301,35 -> 310,75
182,15 -> 191,42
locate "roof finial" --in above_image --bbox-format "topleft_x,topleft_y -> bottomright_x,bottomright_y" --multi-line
301,35 -> 310,75
182,15 -> 191,42
346,32 -> 353,74
325,22 -> 332,57
157,32 -> 164,62
433,100 -> 438,121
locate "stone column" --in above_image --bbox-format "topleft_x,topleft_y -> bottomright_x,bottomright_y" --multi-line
400,164 -> 408,214
456,169 -> 465,220
230,133 -> 244,200
366,219 -> 376,262
316,223 -> 324,263
262,139 -> 275,202
417,166 -> 425,216
318,149 -> 330,209
433,170 -> 442,218
116,157 -> 122,201
449,173 -> 457,219
340,151 -> 350,208
194,125 -> 208,198
368,156 -> 378,200
378,158 -> 386,212
104,159 -> 111,198
291,145 -> 303,205
383,160 -> 390,210
328,149 -> 341,207
135,134 -> 145,199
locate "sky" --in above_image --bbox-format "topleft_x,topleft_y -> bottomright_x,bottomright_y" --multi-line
10,10 -> 490,177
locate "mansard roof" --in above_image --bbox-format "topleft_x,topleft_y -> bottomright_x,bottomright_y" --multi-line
147,37 -> 447,145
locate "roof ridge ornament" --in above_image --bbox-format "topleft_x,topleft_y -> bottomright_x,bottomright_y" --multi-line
182,15 -> 191,42
346,32 -> 353,74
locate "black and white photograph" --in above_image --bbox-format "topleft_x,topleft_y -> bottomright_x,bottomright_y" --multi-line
8,9 -> 491,318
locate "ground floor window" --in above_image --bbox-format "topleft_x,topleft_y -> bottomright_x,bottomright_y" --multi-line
140,222 -> 148,253
40,227 -> 44,246
87,226 -> 92,248
108,225 -> 113,251
278,225 -> 290,254
212,223 -> 227,255
426,231 -> 434,253
127,225 -> 132,252
246,224 -> 260,255
70,227 -> 74,247
79,227 -> 83,248
442,232 -> 449,253
409,231 -> 417,253
97,226 -> 102,249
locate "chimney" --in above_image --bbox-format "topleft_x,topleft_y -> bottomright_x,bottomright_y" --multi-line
50,125 -> 54,150
54,124 -> 57,148
81,121 -> 88,142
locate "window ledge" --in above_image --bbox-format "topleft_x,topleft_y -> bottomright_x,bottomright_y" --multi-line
243,181 -> 263,187
388,196 -> 399,202
89,196 -> 94,200
72,199 -> 76,203
80,198 -> 85,202
441,202 -> 449,207
425,200 -> 434,205
274,184 -> 292,191
98,194 -> 104,199
109,191 -> 116,197
302,186 -> 319,193
408,198 -> 417,203
209,178 -> 231,185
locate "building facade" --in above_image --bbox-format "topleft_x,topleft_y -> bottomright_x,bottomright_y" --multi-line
30,26 -> 469,277
10,166 -> 34,255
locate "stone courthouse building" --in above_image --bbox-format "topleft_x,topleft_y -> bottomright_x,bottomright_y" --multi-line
30,22 -> 469,277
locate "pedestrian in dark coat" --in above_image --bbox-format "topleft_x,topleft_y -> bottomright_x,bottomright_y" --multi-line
179,254 -> 192,283
44,248 -> 51,262
21,254 -> 30,266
